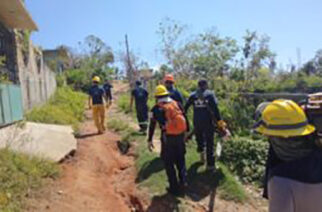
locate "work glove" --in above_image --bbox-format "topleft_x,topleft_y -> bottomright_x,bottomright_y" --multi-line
217,120 -> 230,137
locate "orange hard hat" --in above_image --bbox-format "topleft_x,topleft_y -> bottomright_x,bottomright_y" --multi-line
164,74 -> 175,83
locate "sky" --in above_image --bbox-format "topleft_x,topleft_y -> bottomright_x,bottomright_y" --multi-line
26,0 -> 322,69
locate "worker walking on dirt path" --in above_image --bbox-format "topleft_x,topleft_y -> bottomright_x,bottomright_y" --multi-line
88,76 -> 108,134
130,81 -> 149,133
164,74 -> 185,106
254,99 -> 322,212
148,85 -> 188,196
185,80 -> 228,171
103,79 -> 113,109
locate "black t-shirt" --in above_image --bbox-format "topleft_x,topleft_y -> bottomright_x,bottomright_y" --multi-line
89,85 -> 105,105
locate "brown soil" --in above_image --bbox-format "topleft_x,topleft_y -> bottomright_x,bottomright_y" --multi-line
25,83 -> 148,212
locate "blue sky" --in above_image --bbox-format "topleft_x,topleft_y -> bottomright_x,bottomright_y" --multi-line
26,0 -> 322,69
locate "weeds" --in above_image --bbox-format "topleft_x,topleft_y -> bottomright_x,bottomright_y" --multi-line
108,118 -> 247,203
0,149 -> 59,211
26,87 -> 86,130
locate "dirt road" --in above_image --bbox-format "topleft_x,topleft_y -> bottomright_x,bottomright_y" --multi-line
26,83 -> 147,212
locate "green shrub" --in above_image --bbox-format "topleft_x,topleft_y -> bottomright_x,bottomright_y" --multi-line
117,93 -> 131,113
26,87 -> 86,130
56,74 -> 66,87
0,149 -> 59,211
65,69 -> 91,92
221,136 -> 268,183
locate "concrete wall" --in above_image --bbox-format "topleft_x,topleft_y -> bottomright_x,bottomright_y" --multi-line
15,36 -> 56,111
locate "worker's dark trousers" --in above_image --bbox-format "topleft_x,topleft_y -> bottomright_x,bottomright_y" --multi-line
161,133 -> 187,191
195,125 -> 215,167
135,104 -> 148,131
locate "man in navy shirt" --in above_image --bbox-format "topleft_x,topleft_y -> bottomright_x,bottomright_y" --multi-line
185,80 -> 227,171
164,74 -> 185,106
103,79 -> 113,108
88,76 -> 108,134
130,81 -> 149,133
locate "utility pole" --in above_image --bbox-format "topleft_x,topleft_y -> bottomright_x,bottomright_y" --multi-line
297,48 -> 302,69
125,34 -> 135,88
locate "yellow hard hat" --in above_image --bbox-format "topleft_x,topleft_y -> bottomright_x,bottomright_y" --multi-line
92,76 -> 100,83
254,99 -> 315,137
155,85 -> 169,97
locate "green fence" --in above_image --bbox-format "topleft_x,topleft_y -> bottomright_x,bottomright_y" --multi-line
0,84 -> 23,126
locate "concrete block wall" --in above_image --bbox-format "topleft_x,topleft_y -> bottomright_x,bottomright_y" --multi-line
16,37 -> 56,111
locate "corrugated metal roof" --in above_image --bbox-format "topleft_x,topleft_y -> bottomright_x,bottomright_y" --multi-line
0,0 -> 38,30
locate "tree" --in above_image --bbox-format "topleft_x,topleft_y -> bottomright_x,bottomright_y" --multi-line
301,49 -> 322,76
240,31 -> 276,89
158,19 -> 238,78
79,35 -> 114,73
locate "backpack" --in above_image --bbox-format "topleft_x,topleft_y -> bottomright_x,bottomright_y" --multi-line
158,101 -> 187,135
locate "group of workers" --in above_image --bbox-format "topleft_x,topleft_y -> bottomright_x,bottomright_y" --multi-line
130,74 -> 229,196
89,74 -> 322,212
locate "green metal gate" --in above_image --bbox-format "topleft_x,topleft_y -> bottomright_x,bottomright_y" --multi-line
0,84 -> 23,126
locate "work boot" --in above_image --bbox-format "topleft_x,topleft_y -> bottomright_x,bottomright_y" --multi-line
166,187 -> 181,196
179,182 -> 188,194
206,165 -> 215,172
200,152 -> 206,164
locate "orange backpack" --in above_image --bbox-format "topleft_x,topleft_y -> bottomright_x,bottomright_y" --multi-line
158,101 -> 187,135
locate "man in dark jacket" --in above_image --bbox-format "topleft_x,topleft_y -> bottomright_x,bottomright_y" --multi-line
148,85 -> 188,195
185,80 -> 227,171
130,81 -> 149,133
164,74 -> 185,106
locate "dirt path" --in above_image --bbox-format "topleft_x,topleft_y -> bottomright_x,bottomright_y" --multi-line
25,82 -> 266,212
26,83 -> 147,212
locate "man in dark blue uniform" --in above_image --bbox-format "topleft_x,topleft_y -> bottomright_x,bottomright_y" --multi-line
130,81 -> 149,133
103,79 -> 113,107
185,80 -> 227,171
164,74 -> 185,106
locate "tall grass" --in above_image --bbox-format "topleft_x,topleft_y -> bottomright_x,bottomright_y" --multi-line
0,149 -> 59,211
26,87 -> 86,130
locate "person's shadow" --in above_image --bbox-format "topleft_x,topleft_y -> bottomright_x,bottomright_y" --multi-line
142,161 -> 224,211
74,132 -> 99,139
146,193 -> 181,212
136,157 -> 164,183
185,162 -> 224,211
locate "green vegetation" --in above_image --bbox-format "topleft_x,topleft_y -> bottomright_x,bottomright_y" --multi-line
221,136 -> 268,183
0,148 -> 59,212
108,116 -> 247,202
108,95 -> 247,203
63,35 -> 115,92
26,87 -> 86,130
0,56 -> 9,83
